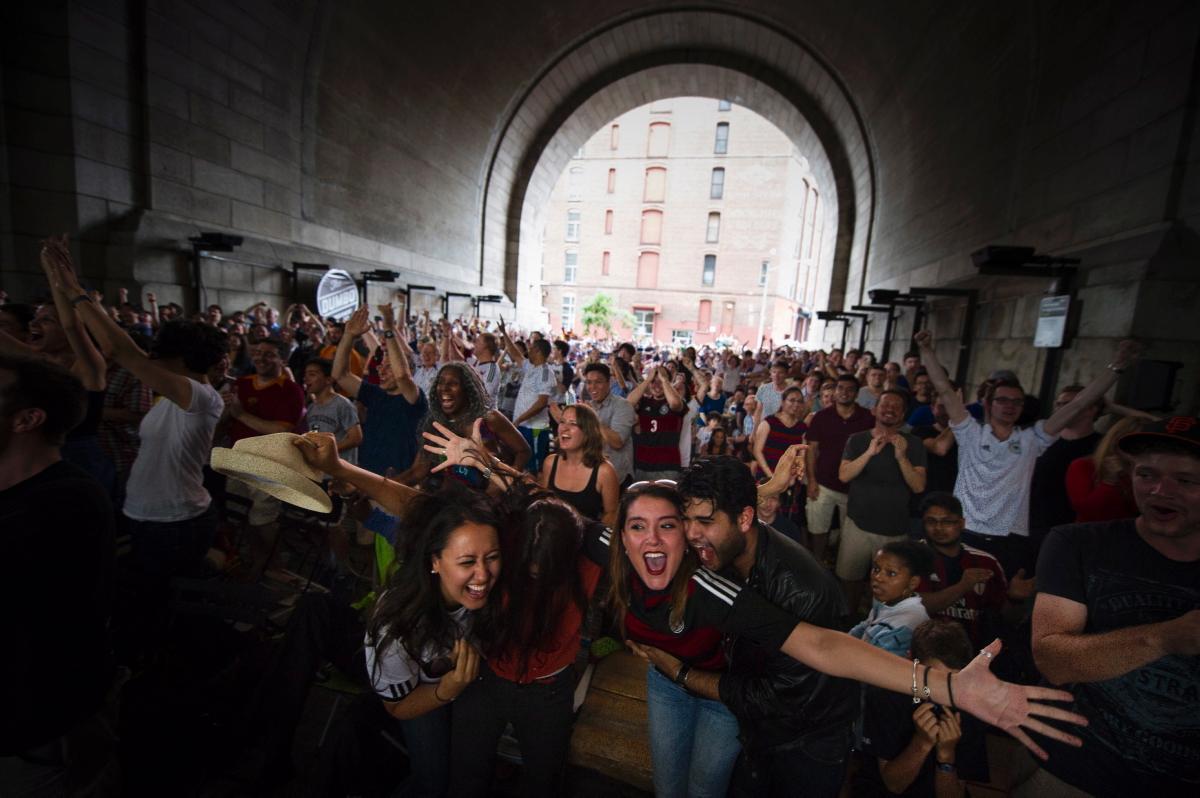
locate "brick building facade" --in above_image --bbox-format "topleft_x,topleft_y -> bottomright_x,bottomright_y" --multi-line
540,97 -> 827,347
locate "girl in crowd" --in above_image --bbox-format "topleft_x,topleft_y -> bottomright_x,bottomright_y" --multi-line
398,360 -> 530,488
753,385 -> 808,518
226,330 -> 253,377
849,541 -> 934,658
540,402 -> 619,527
699,424 -> 733,458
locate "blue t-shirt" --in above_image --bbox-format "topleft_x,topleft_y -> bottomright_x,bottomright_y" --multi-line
356,381 -> 429,476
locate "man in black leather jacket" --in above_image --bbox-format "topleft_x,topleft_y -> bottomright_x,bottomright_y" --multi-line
678,456 -> 858,797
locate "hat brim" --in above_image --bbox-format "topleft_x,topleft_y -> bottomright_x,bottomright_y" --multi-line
211,449 -> 332,513
1117,431 -> 1200,456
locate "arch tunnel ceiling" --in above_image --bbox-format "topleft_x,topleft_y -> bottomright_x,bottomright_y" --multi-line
478,9 -> 875,312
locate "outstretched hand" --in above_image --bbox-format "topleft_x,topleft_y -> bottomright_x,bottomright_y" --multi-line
345,305 -> 371,338
423,418 -> 487,472
953,639 -> 1086,760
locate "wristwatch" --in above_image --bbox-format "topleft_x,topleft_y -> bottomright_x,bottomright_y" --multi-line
935,761 -> 956,774
1105,362 -> 1124,374
383,330 -> 395,339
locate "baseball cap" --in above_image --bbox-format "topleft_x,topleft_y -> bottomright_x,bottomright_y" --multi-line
1117,416 -> 1200,456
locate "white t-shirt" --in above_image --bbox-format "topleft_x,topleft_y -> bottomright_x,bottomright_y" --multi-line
124,378 -> 224,522
472,359 -> 502,406
950,416 -> 1056,537
413,364 -> 439,399
514,360 -> 556,429
364,606 -> 471,701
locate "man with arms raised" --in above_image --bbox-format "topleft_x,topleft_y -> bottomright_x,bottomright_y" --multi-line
1023,417 -> 1200,796
915,330 -> 1140,577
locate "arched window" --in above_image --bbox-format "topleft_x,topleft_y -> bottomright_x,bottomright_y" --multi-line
709,168 -> 725,199
565,209 -> 581,242
640,210 -> 663,244
698,299 -> 713,330
705,212 -> 720,243
601,250 -> 611,276
644,167 -> 667,202
714,122 -> 729,154
568,166 -> 583,200
604,209 -> 614,235
607,168 -> 616,193
610,124 -> 620,150
564,250 -> 577,284
647,122 -> 670,157
702,255 -> 716,286
636,252 -> 659,289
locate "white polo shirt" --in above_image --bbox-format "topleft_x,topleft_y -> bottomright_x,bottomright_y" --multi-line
514,360 -> 557,429
950,416 -> 1056,537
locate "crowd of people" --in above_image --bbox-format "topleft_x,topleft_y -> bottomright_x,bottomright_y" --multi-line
1,235 -> 1197,798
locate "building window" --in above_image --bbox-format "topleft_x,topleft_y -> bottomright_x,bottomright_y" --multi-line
562,295 -> 576,330
718,99 -> 732,111
568,167 -> 583,201
604,209 -> 614,235
720,301 -> 735,335
633,308 -> 655,338
636,252 -> 659,289
702,254 -> 716,286
564,250 -> 577,284
698,299 -> 712,331
610,124 -> 619,150
640,210 -> 663,245
647,122 -> 670,158
644,167 -> 667,202
705,212 -> 720,243
758,260 -> 769,287
709,168 -> 725,199
565,209 -> 581,242
601,250 -> 610,276
607,168 -> 616,193
672,330 -> 693,346
806,190 -> 820,259
714,122 -> 729,154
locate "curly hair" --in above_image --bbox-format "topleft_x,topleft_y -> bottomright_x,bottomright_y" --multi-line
420,361 -> 493,440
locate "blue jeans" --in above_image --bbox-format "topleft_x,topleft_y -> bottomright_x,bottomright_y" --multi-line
646,665 -> 741,798
519,426 -> 551,474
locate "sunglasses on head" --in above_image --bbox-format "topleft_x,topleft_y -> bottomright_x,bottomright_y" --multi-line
627,479 -> 678,491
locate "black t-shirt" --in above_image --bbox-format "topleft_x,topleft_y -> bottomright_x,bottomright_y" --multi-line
1029,432 -> 1100,533
909,424 -> 957,516
857,687 -> 989,797
1036,520 -> 1200,795
0,460 -> 115,753
589,526 -> 799,669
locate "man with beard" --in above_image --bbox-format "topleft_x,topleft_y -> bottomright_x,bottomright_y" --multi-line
837,389 -> 927,612
1022,417 -> 1200,797
673,455 -> 857,797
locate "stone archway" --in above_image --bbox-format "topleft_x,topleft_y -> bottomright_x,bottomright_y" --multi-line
477,7 -> 877,331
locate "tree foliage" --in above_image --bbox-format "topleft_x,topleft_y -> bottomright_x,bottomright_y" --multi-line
581,292 -> 633,340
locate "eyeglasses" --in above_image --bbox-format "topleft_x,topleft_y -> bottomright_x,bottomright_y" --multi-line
628,479 -> 678,491
990,397 -> 1025,407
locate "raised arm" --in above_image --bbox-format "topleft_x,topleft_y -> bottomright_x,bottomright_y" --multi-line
496,316 -> 524,367
333,306 -> 368,397
1042,340 -> 1140,437
293,432 -> 421,517
40,236 -> 106,391
625,367 -> 656,406
380,305 -> 419,403
45,251 -> 195,408
914,330 -> 966,425
659,369 -> 685,412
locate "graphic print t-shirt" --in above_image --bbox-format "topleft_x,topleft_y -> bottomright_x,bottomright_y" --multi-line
1036,519 -> 1200,796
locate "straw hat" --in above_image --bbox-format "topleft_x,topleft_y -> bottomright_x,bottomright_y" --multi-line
210,432 -> 332,513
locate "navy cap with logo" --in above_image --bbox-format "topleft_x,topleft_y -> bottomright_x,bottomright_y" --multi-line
1117,416 -> 1200,456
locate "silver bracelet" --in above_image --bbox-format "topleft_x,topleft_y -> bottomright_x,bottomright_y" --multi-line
911,658 -> 922,704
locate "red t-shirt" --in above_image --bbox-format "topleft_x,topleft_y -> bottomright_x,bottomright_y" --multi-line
230,374 -> 307,443
806,405 -> 874,492
916,544 -> 1007,650
488,558 -> 603,683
